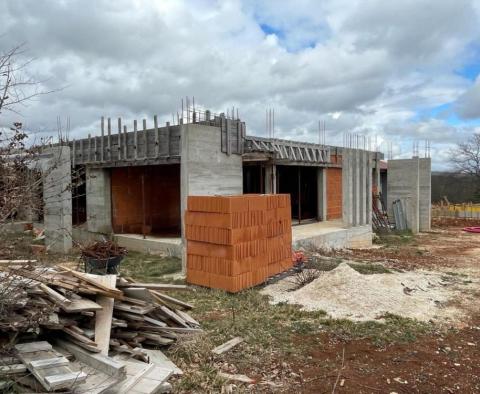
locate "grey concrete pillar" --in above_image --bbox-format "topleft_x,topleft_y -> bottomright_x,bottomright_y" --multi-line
180,123 -> 243,272
367,152 -> 373,225
419,158 -> 431,231
342,149 -> 353,227
264,164 -> 277,194
387,158 -> 420,233
317,167 -> 327,221
353,149 -> 361,226
43,146 -> 72,253
86,167 -> 112,234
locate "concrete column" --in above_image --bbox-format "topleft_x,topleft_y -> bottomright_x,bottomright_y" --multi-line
419,158 -> 431,231
264,163 -> 277,194
387,158 -> 420,233
86,167 -> 112,234
317,167 -> 327,221
359,150 -> 367,225
43,146 -> 72,253
180,123 -> 243,272
342,149 -> 353,227
366,152 -> 373,225
353,149 -> 361,226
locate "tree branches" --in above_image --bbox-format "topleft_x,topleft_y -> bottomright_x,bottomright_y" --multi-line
450,134 -> 480,178
0,43 -> 53,115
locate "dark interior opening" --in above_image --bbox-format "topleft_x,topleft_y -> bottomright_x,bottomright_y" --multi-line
277,165 -> 318,223
111,164 -> 181,236
72,166 -> 86,225
243,163 -> 265,194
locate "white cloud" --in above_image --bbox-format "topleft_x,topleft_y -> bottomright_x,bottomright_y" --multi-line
0,0 -> 479,169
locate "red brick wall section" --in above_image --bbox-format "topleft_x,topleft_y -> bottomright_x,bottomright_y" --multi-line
186,194 -> 293,293
327,168 -> 342,220
111,165 -> 181,235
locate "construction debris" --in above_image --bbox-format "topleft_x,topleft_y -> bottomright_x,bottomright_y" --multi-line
0,263 -> 200,392
212,337 -> 244,355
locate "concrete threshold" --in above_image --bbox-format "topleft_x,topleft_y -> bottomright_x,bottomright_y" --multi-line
114,234 -> 182,258
292,220 -> 372,250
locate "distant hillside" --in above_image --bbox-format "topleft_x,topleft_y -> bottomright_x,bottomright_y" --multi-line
431,172 -> 480,203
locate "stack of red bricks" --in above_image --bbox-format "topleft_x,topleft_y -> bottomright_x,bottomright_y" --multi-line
186,194 -> 292,292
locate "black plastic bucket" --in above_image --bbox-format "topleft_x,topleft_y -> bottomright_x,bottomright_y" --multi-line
84,255 -> 124,275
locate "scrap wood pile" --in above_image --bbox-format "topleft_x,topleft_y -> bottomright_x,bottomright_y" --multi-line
0,261 -> 200,392
80,240 -> 127,260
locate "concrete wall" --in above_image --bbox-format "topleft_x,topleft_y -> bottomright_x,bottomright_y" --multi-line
180,123 -> 243,270
419,158 -> 432,231
342,149 -> 370,228
42,146 -> 73,253
387,158 -> 420,233
86,167 -> 112,234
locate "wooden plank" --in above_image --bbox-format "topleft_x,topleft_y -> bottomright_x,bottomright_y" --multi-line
212,337 -> 244,355
59,266 -> 122,296
56,339 -> 126,377
61,297 -> 102,313
92,274 -> 116,356
123,287 -> 155,303
44,371 -> 88,388
15,341 -> 52,353
114,302 -> 155,315
158,306 -> 189,328
0,259 -> 37,265
118,283 -> 188,291
0,364 -> 27,374
39,283 -> 71,306
63,327 -> 99,348
218,372 -> 254,384
150,290 -> 193,310
143,316 -> 167,327
175,309 -> 200,327
29,356 -> 69,369
143,349 -> 182,375
16,343 -> 87,391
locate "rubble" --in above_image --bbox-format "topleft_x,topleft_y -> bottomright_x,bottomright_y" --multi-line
0,262 -> 200,392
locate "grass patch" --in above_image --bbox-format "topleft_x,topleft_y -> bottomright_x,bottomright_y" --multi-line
120,251 -> 182,281
164,286 -> 435,392
376,230 -> 415,247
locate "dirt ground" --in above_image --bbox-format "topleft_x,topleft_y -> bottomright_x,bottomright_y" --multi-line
286,220 -> 480,393
4,220 -> 480,393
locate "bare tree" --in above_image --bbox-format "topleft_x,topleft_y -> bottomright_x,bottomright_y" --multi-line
0,43 -> 51,115
450,134 -> 480,178
450,134 -> 480,202
0,43 -> 56,229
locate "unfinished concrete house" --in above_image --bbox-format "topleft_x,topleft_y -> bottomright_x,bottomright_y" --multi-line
37,108 -> 429,264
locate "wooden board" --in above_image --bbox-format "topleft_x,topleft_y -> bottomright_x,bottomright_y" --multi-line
61,297 -> 103,313
15,341 -> 87,391
212,337 -> 244,355
56,339 -> 126,377
90,274 -> 116,355
117,283 -> 188,291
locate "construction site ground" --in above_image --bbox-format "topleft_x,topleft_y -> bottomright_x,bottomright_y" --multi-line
3,218 -> 480,393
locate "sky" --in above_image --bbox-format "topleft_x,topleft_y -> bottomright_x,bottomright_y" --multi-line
1,0 -> 480,170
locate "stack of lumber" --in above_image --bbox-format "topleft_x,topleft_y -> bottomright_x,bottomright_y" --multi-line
0,262 -> 199,392
186,194 -> 293,292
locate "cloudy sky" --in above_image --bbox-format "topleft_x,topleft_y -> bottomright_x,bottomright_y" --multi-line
1,0 -> 480,169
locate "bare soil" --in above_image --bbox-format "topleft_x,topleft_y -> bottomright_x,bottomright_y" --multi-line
284,224 -> 480,393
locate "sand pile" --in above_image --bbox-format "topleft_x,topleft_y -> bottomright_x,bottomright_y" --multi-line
261,263 -> 472,323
